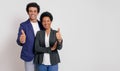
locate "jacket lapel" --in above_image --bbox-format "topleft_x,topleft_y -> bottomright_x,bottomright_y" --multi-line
42,29 -> 55,47
26,19 -> 35,37
27,19 -> 43,37
42,31 -> 46,47
49,29 -> 54,47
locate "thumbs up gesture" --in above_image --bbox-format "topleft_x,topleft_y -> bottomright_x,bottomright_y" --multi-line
20,30 -> 26,44
56,28 -> 62,42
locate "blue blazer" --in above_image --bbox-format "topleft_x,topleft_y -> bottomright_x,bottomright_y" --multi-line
16,19 -> 44,62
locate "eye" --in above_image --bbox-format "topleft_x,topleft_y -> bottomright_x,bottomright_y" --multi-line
34,10 -> 37,13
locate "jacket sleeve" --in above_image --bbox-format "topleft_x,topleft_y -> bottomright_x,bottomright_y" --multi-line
35,31 -> 52,53
57,39 -> 63,50
16,24 -> 24,46
55,30 -> 63,50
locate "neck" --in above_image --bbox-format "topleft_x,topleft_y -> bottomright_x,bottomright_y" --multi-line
45,28 -> 51,35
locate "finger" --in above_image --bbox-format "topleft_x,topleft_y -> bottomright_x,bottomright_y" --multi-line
21,36 -> 25,39
57,28 -> 60,33
55,41 -> 57,44
53,41 -> 57,46
21,29 -> 25,35
20,34 -> 25,38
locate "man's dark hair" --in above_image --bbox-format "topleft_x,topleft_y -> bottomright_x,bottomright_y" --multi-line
26,2 -> 40,13
40,11 -> 53,22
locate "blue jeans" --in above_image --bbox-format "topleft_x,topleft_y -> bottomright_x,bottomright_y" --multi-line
38,64 -> 58,71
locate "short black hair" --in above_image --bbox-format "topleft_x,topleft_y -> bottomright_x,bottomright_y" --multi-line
26,2 -> 40,13
40,11 -> 53,22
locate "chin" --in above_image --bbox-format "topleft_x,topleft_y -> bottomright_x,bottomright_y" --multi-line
30,16 -> 36,19
44,27 -> 49,30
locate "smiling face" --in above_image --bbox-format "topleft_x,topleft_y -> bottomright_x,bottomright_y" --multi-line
28,7 -> 38,21
42,16 -> 51,30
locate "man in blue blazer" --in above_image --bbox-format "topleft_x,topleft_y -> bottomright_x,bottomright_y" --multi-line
16,2 -> 44,71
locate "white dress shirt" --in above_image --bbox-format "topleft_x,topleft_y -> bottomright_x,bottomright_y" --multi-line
31,21 -> 40,36
42,32 -> 51,65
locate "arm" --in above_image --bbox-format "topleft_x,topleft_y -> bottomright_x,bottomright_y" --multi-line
57,39 -> 63,50
16,24 -> 24,46
35,32 -> 52,53
56,28 -> 63,50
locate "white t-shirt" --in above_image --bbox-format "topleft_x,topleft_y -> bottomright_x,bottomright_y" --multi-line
31,21 -> 40,36
42,32 -> 51,65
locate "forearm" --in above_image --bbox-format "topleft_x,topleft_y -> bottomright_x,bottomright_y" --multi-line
16,38 -> 23,46
57,39 -> 63,50
35,46 -> 52,53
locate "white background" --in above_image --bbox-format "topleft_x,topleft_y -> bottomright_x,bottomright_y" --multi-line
0,0 -> 120,71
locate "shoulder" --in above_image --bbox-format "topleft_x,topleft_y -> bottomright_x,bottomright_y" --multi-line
36,30 -> 44,35
20,19 -> 30,26
52,29 -> 57,33
39,30 -> 45,33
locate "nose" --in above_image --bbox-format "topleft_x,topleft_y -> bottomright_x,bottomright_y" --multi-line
31,11 -> 35,14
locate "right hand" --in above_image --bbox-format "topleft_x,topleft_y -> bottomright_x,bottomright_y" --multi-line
20,30 -> 26,44
51,41 -> 57,51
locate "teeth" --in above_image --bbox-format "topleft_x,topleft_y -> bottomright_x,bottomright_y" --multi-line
31,15 -> 35,17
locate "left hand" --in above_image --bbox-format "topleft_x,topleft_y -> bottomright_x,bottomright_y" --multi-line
56,28 -> 62,42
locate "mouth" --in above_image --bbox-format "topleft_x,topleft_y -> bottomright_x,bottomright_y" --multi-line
31,14 -> 35,17
30,14 -> 36,18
